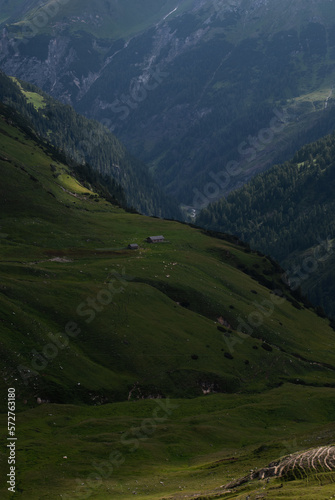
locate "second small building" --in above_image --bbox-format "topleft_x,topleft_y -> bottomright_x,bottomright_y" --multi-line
146,235 -> 165,243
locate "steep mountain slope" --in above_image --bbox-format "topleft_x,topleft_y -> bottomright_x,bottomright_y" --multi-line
2,0 -> 335,208
0,70 -> 180,217
197,130 -> 335,319
0,90 -> 335,499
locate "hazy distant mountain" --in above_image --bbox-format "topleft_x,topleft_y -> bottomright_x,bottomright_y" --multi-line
2,0 -> 335,210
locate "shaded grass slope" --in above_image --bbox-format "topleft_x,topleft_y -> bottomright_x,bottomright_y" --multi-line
0,102 -> 335,498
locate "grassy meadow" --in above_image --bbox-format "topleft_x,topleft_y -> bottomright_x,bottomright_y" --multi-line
0,105 -> 335,498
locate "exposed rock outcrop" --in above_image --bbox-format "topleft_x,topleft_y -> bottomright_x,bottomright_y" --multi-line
224,445 -> 335,489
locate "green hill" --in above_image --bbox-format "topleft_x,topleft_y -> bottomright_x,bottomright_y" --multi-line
0,93 -> 335,498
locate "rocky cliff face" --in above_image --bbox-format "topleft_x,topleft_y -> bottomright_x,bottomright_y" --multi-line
0,0 -> 212,106
0,31 -> 98,104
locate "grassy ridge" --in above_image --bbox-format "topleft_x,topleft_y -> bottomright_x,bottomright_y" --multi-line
0,71 -> 178,217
